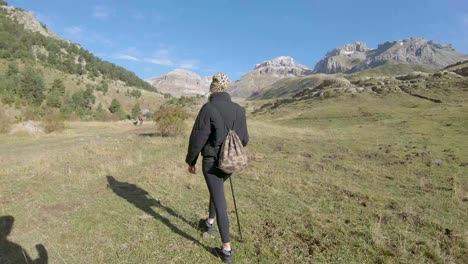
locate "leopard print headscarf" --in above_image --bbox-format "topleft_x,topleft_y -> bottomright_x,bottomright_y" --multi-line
210,73 -> 230,93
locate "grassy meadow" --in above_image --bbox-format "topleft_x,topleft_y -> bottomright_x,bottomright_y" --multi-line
0,93 -> 467,263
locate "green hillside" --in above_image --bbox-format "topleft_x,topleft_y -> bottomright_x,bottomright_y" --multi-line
347,63 -> 435,78
0,5 -> 154,91
0,2 -> 164,123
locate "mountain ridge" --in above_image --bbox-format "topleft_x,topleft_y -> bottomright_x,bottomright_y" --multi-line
314,38 -> 467,74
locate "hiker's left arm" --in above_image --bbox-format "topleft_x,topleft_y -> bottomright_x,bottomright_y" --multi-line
239,107 -> 249,146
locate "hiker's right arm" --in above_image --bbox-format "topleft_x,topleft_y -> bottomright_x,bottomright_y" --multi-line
185,105 -> 211,166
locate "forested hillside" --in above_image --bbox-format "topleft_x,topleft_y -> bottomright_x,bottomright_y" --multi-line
0,4 -> 154,91
0,1 -> 163,124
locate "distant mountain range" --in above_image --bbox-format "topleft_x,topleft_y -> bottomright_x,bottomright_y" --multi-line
220,38 -> 467,98
314,38 -> 467,74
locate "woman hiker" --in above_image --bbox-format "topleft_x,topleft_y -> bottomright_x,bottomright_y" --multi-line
186,73 -> 249,263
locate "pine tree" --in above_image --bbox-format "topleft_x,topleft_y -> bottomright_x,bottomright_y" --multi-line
18,66 -> 46,105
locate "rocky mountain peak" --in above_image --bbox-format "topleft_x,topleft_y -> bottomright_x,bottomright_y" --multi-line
252,56 -> 312,77
255,56 -> 297,69
326,41 -> 370,56
228,56 -> 313,98
0,5 -> 65,41
147,69 -> 211,97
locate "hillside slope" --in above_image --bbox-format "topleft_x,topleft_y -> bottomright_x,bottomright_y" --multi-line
0,4 -> 154,91
0,2 -> 163,121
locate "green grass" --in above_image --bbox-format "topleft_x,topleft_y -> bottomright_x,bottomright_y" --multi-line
0,93 -> 467,263
347,63 -> 435,78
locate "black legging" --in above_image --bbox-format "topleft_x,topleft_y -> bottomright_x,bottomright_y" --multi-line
202,157 -> 230,243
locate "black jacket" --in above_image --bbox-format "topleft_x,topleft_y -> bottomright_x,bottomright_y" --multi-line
185,92 -> 249,166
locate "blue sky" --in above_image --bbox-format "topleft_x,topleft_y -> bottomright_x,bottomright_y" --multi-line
7,0 -> 468,80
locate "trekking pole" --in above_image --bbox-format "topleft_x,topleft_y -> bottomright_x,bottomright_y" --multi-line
229,177 -> 243,242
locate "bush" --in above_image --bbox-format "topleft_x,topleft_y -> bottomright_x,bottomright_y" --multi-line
130,89 -> 142,98
96,81 -> 109,95
0,108 -> 12,133
320,89 -> 338,99
43,110 -> 65,133
50,79 -> 66,95
22,106 -> 43,121
18,66 -> 46,105
71,87 -> 95,112
94,103 -> 119,121
131,102 -> 141,119
153,106 -> 189,137
108,98 -> 121,114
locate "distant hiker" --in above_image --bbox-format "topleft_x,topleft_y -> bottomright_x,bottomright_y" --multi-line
132,115 -> 144,126
186,73 -> 249,263
138,115 -> 144,126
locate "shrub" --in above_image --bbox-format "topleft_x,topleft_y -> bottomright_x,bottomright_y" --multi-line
22,106 -> 43,121
96,81 -> 108,95
50,79 -> 66,95
153,105 -> 189,137
94,103 -> 119,121
130,89 -> 142,98
43,110 -> 65,133
0,108 -> 12,133
108,98 -> 121,113
18,66 -> 46,105
71,87 -> 95,112
320,89 -> 338,99
131,102 -> 141,119
46,91 -> 63,108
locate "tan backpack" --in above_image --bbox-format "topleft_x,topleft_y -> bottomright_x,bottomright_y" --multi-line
214,107 -> 248,174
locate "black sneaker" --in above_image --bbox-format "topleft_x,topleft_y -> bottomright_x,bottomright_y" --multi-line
213,247 -> 233,263
198,218 -> 214,235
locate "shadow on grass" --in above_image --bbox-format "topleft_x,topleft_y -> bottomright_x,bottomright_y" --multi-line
106,176 -> 210,253
137,132 -> 160,137
0,215 -> 48,264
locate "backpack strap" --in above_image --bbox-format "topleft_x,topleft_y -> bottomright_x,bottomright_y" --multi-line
212,104 -> 236,131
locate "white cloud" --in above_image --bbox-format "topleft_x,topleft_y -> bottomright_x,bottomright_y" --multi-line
179,60 -> 199,70
147,58 -> 174,66
93,6 -> 113,20
145,49 -> 175,66
115,54 -> 140,61
64,26 -> 84,38
112,47 -> 141,61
